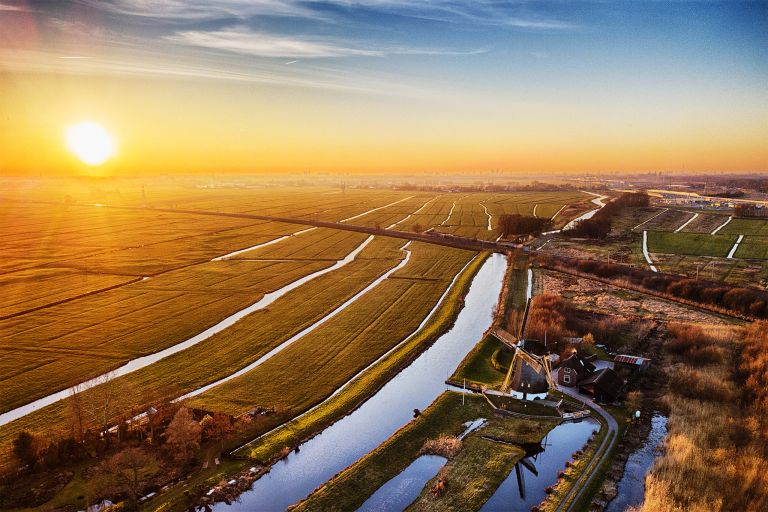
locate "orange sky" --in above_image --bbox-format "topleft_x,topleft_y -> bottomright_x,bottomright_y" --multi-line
1,1 -> 766,176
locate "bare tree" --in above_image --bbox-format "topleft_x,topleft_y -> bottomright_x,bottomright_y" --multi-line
68,381 -> 87,442
108,447 -> 156,505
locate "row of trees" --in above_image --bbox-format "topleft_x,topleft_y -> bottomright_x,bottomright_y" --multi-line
9,405 -> 234,508
497,214 -> 552,237
564,192 -> 650,239
540,255 -> 768,319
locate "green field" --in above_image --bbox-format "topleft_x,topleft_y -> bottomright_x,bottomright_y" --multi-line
646,231 -> 737,257
735,236 -> 768,259
451,335 -> 509,389
717,218 -> 768,236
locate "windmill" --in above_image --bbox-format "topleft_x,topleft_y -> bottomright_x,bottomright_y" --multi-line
489,328 -> 556,395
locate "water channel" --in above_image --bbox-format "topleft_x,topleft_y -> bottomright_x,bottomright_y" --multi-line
214,253 -> 507,510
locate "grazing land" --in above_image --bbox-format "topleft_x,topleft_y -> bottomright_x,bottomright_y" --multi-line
646,231 -> 737,258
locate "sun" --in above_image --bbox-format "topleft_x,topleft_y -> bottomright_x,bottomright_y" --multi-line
66,121 -> 116,166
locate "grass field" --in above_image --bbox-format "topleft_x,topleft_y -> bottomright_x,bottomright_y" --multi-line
294,392 -> 552,512
188,242 -> 475,415
646,231 -> 737,257
717,217 -> 768,236
450,335 -> 509,389
735,236 -> 768,259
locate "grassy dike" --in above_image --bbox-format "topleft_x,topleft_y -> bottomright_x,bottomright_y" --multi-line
449,261 -> 527,390
294,392 -> 554,512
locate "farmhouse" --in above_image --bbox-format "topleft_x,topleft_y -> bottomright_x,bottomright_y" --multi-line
613,354 -> 651,374
556,353 -> 595,387
578,368 -> 625,402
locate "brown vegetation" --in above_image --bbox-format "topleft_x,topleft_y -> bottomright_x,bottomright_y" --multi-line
498,214 -> 551,237
540,256 -> 768,319
525,293 -> 576,347
419,435 -> 463,459
638,322 -> 768,512
665,323 -> 726,366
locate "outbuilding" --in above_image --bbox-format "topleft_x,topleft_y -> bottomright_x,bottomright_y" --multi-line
578,368 -> 625,402
614,354 -> 651,374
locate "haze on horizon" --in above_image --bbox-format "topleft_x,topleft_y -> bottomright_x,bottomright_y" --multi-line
0,0 -> 766,177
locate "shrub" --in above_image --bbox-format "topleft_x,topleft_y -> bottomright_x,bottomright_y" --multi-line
670,368 -> 736,403
419,435 -> 462,459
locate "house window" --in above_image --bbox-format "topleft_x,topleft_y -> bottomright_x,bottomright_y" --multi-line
563,373 -> 571,384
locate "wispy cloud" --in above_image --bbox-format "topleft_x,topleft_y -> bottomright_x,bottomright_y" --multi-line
72,0 -> 576,30
165,26 -> 485,58
73,0 -> 318,21
0,2 -> 27,12
166,27 -> 380,58
0,47 -> 433,96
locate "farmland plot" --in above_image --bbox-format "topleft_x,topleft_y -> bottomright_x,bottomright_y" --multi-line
735,236 -> 768,259
718,218 -> 768,237
230,228 -> 368,261
647,232 -> 736,257
0,259 -> 335,412
640,209 -> 697,232
0,236 -> 414,446
187,243 -> 475,415
678,213 -> 731,234
0,268 -> 135,318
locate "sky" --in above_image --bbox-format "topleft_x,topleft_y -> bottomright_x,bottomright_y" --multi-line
0,0 -> 766,176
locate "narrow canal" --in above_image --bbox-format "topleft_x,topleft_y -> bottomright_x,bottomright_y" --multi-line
481,418 -> 599,511
605,413 -> 668,512
214,253 -> 507,511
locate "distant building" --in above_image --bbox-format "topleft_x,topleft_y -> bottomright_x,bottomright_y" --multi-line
578,368 -> 625,402
613,354 -> 651,374
556,353 -> 595,387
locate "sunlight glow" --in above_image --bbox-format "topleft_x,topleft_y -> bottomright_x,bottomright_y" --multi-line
66,122 -> 116,166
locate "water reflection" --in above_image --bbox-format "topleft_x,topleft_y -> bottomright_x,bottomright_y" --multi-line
481,418 -> 599,511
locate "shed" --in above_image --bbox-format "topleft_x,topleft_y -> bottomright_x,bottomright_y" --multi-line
614,354 -> 651,374
578,368 -> 625,402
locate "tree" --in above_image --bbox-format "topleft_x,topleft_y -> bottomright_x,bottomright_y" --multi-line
12,431 -> 39,470
165,407 -> 201,464
202,412 -> 234,450
108,447 -> 156,506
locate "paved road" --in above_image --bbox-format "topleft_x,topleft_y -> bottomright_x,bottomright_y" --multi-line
554,382 -> 620,512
